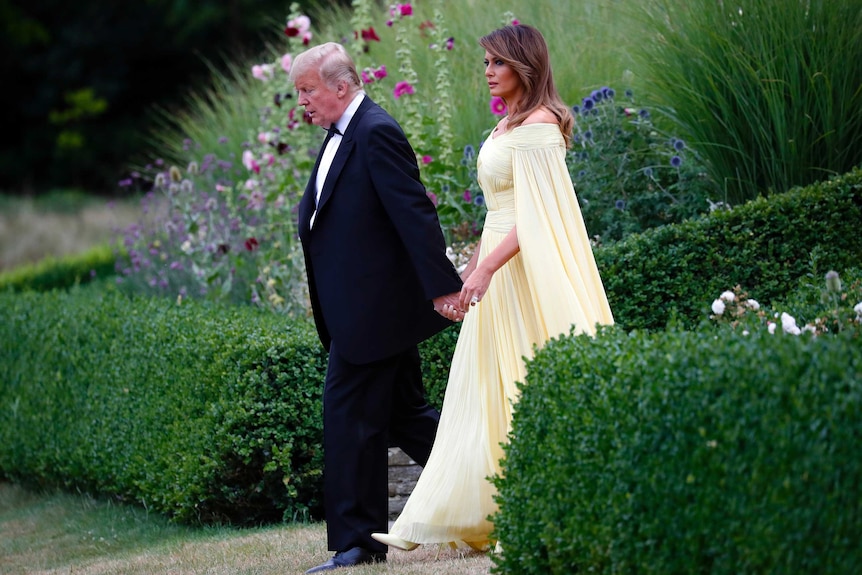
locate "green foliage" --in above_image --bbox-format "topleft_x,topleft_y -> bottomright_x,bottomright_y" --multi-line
419,323 -> 461,410
492,324 -> 862,574
636,0 -> 862,205
595,168 -> 862,331
0,285 -> 328,524
0,243 -> 117,292
569,87 -> 716,242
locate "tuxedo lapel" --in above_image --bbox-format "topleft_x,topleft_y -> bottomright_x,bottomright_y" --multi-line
314,139 -> 354,216
313,97 -> 375,221
298,130 -> 332,239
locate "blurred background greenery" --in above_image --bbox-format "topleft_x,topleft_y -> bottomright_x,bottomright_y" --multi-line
0,0 -> 351,194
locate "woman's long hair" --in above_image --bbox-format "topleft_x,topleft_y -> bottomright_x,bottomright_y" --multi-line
479,25 -> 573,147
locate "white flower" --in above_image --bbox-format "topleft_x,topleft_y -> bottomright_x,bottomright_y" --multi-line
181,240 -> 192,254
711,299 -> 726,315
855,302 -> 862,317
781,312 -> 801,335
768,322 -> 777,334
746,299 -> 760,310
720,290 -> 736,302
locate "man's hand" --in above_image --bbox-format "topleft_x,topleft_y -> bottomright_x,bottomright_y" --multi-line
433,292 -> 466,322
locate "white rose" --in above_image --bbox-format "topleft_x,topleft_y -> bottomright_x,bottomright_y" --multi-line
781,312 -> 801,335
711,299 -> 726,315
720,290 -> 736,302
746,299 -> 760,310
855,302 -> 862,317
768,322 -> 777,334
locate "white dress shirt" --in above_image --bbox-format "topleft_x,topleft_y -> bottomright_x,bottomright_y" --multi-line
310,92 -> 365,228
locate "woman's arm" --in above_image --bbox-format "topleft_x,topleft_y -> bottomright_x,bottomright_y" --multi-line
459,227 -> 520,310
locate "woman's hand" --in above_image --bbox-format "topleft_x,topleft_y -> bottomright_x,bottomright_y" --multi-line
459,266 -> 493,310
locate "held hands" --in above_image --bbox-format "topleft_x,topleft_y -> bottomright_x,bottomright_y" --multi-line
433,292 -> 466,322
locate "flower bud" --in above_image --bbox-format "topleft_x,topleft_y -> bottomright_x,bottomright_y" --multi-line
825,270 -> 841,293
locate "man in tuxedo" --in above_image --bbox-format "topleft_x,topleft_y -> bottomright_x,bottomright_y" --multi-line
288,42 -> 465,573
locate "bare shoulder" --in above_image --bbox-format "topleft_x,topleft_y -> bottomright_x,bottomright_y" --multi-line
522,107 -> 557,125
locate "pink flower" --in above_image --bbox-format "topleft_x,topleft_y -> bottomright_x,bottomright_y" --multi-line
422,155 -> 433,164
252,64 -> 273,81
445,37 -> 454,50
512,19 -> 520,25
400,4 -> 413,16
242,150 -> 255,170
373,65 -> 387,79
393,80 -> 415,99
285,15 -> 310,36
280,54 -> 292,73
361,70 -> 373,84
490,96 -> 507,116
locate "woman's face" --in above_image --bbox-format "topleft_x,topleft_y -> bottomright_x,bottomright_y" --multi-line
484,51 -> 523,105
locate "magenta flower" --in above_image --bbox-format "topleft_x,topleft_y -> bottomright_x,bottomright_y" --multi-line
490,96 -> 507,116
361,70 -> 373,84
422,155 -> 433,164
463,189 -> 472,203
399,4 -> 413,16
360,27 -> 380,41
393,81 -> 415,99
445,37 -> 454,50
373,65 -> 387,79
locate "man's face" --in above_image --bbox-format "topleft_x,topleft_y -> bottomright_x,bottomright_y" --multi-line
294,70 -> 344,129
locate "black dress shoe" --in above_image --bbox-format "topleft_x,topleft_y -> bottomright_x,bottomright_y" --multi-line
304,546 -> 386,573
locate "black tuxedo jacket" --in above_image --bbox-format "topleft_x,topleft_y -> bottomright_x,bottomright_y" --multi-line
297,96 -> 462,364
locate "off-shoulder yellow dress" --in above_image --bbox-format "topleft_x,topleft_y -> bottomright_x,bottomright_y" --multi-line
388,123 -> 614,548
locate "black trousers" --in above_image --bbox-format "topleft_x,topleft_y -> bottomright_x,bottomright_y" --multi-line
323,341 -> 440,553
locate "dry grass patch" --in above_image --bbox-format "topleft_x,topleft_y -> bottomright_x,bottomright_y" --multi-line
0,194 -> 143,271
0,483 -> 492,575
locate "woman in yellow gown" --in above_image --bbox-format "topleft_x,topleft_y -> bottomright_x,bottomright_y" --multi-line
373,24 -> 614,552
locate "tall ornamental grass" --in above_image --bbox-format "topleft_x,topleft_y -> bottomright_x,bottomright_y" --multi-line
635,0 -> 862,204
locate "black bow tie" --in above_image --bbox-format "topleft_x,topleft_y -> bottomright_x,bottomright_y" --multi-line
327,124 -> 342,137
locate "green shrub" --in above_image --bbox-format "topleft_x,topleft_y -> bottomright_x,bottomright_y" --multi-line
0,243 -> 117,292
636,0 -> 862,204
493,324 -> 862,574
0,285 -> 328,524
595,168 -> 862,331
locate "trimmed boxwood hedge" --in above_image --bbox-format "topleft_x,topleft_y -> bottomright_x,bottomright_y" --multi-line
0,243 -> 117,292
0,285 -> 328,524
595,168 -> 862,330
492,324 -> 862,574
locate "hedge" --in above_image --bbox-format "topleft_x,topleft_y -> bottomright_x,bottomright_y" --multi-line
492,324 -> 862,574
595,167 -> 862,330
0,285 -> 328,524
0,243 -> 117,292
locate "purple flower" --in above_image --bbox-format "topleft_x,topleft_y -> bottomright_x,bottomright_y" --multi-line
671,155 -> 682,168
582,97 -> 595,111
674,139 -> 686,151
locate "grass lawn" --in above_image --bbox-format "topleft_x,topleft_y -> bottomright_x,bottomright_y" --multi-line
0,483 -> 492,575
